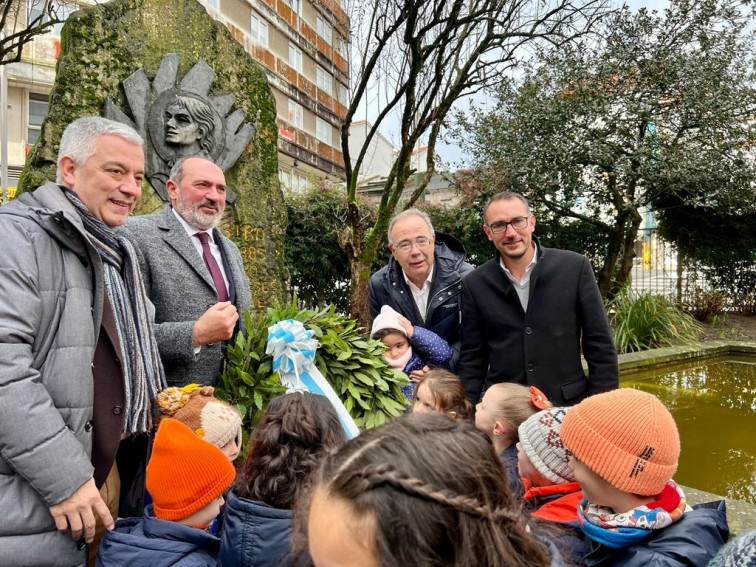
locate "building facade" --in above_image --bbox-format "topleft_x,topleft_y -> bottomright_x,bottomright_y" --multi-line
0,0 -> 348,196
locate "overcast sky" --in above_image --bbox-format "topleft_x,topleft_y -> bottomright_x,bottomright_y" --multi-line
364,0 -> 671,168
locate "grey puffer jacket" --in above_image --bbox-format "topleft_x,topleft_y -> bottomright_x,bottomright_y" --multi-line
0,183 -> 104,567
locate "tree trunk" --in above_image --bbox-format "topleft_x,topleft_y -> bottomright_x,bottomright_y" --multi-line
612,210 -> 642,296
348,259 -> 371,330
597,214 -> 627,298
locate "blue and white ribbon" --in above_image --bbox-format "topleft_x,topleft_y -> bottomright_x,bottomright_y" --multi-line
266,319 -> 359,439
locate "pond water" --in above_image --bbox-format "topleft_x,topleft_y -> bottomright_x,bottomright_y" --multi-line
621,355 -> 756,505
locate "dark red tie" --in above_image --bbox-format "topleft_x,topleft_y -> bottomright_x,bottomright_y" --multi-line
195,232 -> 229,301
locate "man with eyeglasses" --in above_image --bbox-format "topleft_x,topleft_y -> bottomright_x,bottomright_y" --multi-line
458,191 -> 617,406
369,209 -> 474,377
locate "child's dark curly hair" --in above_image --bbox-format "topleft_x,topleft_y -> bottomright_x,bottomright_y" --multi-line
235,392 -> 347,509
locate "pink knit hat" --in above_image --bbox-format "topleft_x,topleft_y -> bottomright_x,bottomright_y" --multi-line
561,388 -> 680,496
371,305 -> 407,338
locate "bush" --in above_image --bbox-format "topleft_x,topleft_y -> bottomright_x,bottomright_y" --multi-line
215,300 -> 409,445
284,186 -> 389,313
680,288 -> 728,322
608,290 -> 703,354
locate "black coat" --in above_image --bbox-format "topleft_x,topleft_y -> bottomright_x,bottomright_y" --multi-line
369,233 -> 474,369
458,241 -> 618,405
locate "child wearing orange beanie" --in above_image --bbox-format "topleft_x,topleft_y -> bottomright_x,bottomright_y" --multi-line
96,418 -> 235,566
561,388 -> 728,566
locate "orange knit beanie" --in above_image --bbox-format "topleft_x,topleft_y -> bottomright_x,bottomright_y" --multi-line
147,418 -> 236,521
561,388 -> 680,496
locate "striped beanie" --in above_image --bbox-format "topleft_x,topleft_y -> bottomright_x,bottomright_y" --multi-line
561,388 -> 680,496
518,407 -> 575,484
147,418 -> 235,521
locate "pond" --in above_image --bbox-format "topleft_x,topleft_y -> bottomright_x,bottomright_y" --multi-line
621,355 -> 756,505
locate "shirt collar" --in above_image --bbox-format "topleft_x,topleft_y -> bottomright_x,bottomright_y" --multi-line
499,242 -> 538,277
403,264 -> 434,291
172,208 -> 216,244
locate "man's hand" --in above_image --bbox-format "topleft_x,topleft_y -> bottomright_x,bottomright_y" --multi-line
410,365 -> 430,383
192,302 -> 239,347
48,478 -> 113,543
397,314 -> 415,338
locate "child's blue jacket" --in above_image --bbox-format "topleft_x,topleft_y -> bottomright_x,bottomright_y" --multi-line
97,506 -> 220,566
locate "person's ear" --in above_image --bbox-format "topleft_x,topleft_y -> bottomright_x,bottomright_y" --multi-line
483,223 -> 493,241
58,156 -> 77,187
492,420 -> 504,436
166,179 -> 180,202
448,410 -> 458,419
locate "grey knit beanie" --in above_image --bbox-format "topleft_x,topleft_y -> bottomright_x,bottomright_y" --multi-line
518,407 -> 575,484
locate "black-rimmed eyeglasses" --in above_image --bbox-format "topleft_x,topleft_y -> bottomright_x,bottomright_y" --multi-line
486,216 -> 530,234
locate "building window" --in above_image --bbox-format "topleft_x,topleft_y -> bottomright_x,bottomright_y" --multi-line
336,37 -> 346,58
338,84 -> 349,106
316,117 -> 332,146
288,42 -> 302,73
288,100 -> 303,129
279,168 -> 293,190
28,92 -> 48,145
316,66 -> 332,95
251,14 -> 269,47
284,0 -> 300,14
27,0 -> 76,37
316,16 -> 332,44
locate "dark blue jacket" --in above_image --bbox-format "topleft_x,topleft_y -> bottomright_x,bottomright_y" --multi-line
369,233 -> 474,369
399,326 -> 455,399
583,500 -> 729,567
499,445 -> 525,500
219,490 -> 293,567
97,507 -> 220,566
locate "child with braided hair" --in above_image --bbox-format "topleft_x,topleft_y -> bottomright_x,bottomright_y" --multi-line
304,413 -> 563,567
475,383 -> 552,499
220,392 -> 347,567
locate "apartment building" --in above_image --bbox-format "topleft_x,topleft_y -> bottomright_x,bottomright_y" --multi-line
0,0 -> 348,195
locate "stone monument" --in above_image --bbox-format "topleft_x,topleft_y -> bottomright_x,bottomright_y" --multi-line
19,0 -> 286,310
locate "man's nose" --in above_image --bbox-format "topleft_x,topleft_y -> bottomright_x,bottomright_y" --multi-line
122,175 -> 142,196
206,186 -> 223,201
503,222 -> 518,236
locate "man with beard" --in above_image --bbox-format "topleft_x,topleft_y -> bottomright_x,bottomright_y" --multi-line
457,191 -> 617,406
124,156 -> 250,386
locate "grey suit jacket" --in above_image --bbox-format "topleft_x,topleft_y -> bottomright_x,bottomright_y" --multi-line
122,206 -> 251,386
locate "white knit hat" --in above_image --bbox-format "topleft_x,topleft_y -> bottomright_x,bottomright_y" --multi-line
518,407 -> 575,484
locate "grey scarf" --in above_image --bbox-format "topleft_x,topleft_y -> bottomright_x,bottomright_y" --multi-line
64,188 -> 166,433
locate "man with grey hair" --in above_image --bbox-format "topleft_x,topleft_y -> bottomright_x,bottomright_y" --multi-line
458,191 -> 618,405
0,116 -> 165,566
123,155 -> 250,386
369,208 -> 474,376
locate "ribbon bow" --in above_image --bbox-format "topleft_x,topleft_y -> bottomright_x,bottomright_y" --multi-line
266,320 -> 359,439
